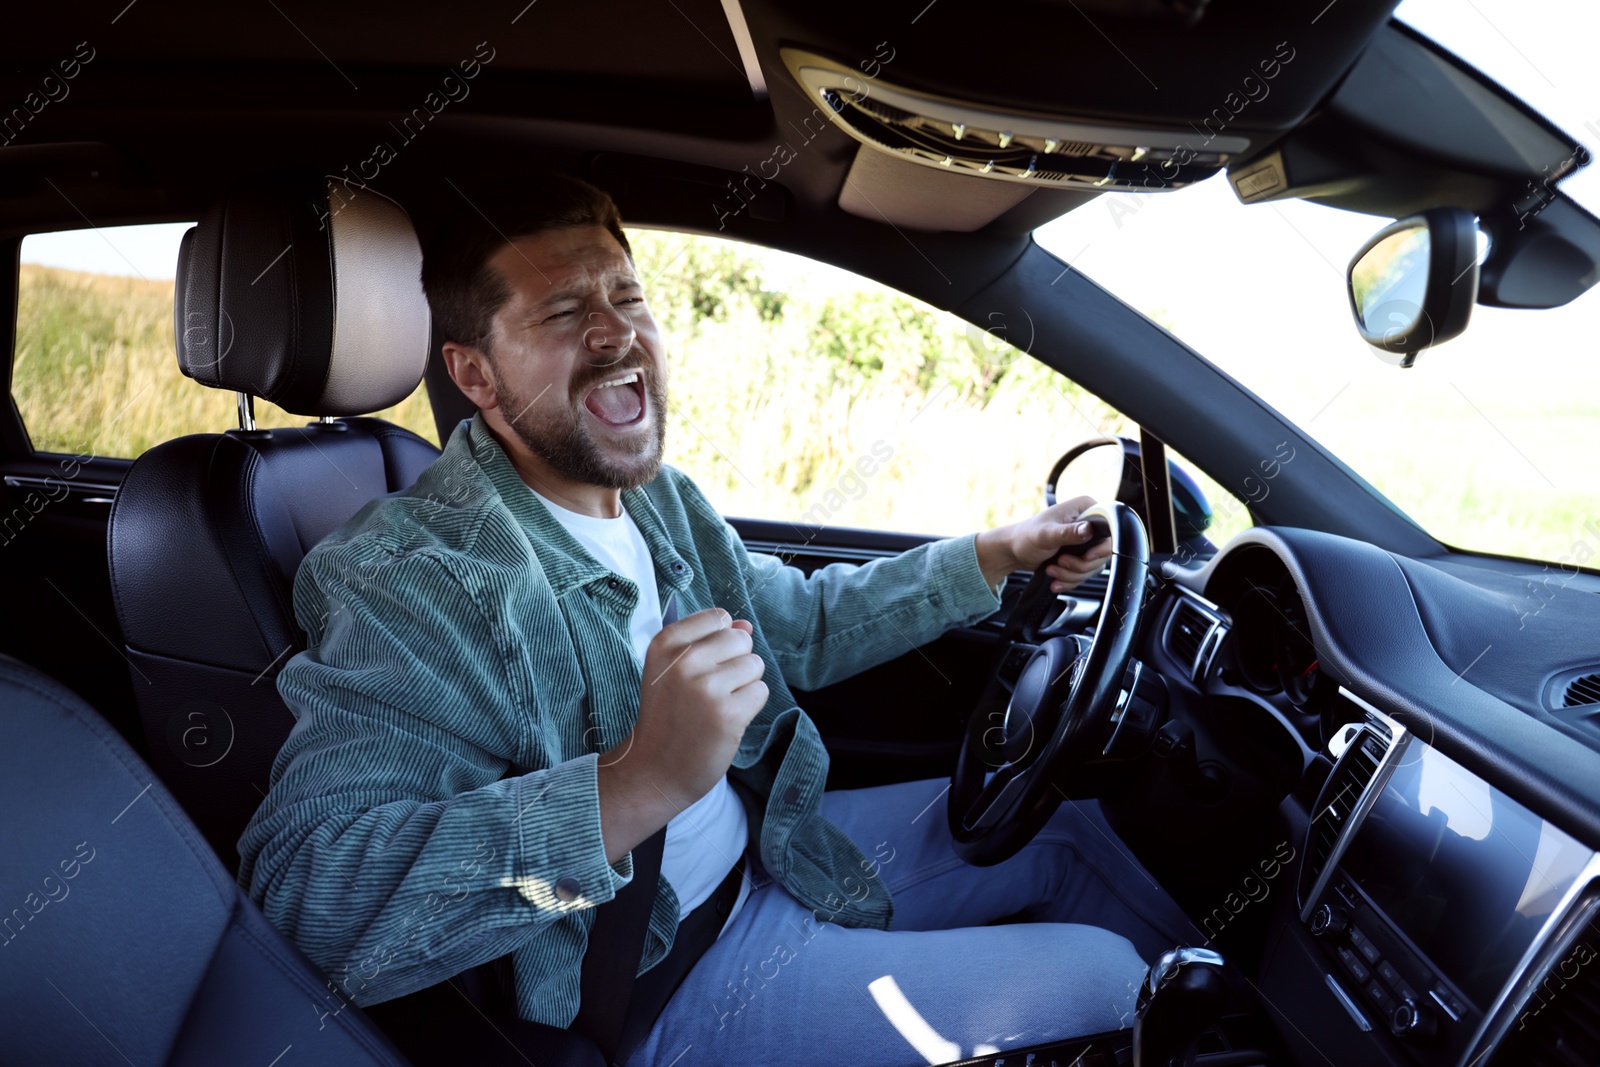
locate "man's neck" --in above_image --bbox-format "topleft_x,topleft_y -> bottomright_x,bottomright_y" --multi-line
482,415 -> 623,519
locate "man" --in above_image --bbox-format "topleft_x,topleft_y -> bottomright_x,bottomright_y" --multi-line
238,174 -> 1191,1066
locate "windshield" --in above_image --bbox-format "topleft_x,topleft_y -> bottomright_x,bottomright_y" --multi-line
1397,0 -> 1600,217
1035,5 -> 1600,566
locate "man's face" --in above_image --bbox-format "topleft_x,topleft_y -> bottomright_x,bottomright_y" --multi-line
479,225 -> 667,490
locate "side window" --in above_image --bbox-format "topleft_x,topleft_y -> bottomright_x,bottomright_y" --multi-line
631,229 -> 1252,543
12,224 -> 437,459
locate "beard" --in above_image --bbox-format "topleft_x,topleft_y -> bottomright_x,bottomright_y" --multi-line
497,351 -> 668,491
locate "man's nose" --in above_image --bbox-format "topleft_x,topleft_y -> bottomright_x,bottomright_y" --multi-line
582,304 -> 637,360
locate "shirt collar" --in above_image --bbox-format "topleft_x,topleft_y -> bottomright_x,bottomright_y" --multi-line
463,411 -> 695,601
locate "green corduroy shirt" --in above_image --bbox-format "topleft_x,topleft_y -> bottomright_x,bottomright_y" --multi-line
237,411 -> 1004,1026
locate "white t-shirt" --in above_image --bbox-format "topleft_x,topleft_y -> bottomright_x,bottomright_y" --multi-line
529,488 -> 750,925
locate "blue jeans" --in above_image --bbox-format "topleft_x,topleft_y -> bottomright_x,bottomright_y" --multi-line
627,778 -> 1196,1067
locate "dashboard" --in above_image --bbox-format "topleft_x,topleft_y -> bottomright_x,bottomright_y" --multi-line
1123,526 -> 1600,1067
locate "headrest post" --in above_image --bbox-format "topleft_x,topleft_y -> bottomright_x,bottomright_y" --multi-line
236,392 -> 257,432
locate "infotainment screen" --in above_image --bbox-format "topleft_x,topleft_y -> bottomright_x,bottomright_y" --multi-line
1338,739 -> 1593,1010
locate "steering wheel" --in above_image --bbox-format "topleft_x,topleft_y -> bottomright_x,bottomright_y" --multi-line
948,500 -> 1155,866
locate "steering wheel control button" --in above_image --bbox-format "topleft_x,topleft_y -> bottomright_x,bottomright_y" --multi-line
1310,903 -> 1349,939
998,645 -> 1033,685
553,876 -> 582,903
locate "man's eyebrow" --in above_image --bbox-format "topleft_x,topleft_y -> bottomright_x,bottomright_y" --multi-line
524,287 -> 582,313
526,289 -> 583,314
525,275 -> 641,315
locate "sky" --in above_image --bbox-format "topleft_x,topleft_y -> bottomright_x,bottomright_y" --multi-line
20,220 -> 191,281
1397,0 -> 1600,213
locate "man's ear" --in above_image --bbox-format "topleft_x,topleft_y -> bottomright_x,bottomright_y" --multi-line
441,341 -> 500,411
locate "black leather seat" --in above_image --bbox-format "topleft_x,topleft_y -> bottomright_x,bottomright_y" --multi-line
0,652 -> 413,1066
107,173 -> 440,867
101,175 -> 617,1066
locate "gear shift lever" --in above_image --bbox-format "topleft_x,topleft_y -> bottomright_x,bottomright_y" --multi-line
1133,947 -> 1228,1067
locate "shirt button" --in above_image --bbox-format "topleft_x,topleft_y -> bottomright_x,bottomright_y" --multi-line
606,577 -> 620,589
554,876 -> 582,902
670,562 -> 686,574
782,785 -> 801,805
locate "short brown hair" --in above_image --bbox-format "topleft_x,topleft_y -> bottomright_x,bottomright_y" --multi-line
420,173 -> 632,354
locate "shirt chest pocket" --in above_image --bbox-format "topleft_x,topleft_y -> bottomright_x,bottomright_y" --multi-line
525,595 -> 646,761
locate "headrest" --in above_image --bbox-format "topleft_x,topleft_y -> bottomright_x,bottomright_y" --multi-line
175,173 -> 431,417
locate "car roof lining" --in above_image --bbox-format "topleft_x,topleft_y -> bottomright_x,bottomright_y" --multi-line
6,0 -> 755,98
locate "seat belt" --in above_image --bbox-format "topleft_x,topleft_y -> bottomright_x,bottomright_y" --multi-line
571,589 -> 685,1064
571,825 -> 666,1065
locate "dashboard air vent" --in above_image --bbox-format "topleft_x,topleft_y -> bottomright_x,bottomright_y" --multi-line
1074,567 -> 1109,603
1489,921 -> 1600,1067
1565,673 -> 1600,708
1306,729 -> 1388,886
1164,597 -> 1221,682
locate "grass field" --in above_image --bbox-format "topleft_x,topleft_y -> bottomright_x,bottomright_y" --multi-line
12,264 -> 437,459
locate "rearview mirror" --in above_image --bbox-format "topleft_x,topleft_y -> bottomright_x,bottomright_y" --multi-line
1347,207 -> 1480,367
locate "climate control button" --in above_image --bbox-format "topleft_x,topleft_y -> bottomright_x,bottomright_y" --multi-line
1391,998 -> 1437,1040
1348,925 -> 1382,965
1311,904 -> 1350,939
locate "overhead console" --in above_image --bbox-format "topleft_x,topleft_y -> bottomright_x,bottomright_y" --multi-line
783,47 -> 1250,193
753,0 -> 1400,138
1283,691 -> 1600,1066
743,0 -> 1402,230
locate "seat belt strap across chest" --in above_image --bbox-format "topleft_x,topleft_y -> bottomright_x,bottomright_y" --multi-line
571,825 -> 666,1065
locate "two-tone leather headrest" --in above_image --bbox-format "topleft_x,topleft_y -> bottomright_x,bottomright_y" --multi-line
175,173 -> 431,417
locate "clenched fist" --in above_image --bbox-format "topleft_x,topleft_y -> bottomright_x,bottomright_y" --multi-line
596,607 -> 768,862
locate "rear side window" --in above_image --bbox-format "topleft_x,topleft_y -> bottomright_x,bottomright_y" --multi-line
13,224 -> 437,459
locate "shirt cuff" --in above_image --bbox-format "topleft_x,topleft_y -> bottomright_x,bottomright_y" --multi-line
507,752 -> 632,913
928,532 -> 1006,626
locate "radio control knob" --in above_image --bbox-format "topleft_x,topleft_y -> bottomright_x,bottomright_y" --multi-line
1310,904 -> 1349,939
1391,998 -> 1436,1040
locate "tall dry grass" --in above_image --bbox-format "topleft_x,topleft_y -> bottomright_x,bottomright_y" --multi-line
13,264 -> 438,460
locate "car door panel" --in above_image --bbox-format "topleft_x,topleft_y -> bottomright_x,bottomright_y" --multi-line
0,449 -> 140,750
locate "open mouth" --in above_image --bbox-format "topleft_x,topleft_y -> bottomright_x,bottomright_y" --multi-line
581,370 -> 647,428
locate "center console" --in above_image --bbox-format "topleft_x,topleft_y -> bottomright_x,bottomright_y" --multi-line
1291,690 -> 1600,1066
